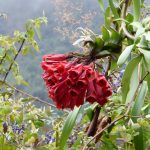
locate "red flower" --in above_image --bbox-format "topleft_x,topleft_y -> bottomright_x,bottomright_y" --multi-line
41,54 -> 112,110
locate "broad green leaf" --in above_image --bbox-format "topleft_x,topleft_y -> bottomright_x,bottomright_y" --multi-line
126,13 -> 134,23
132,81 -> 148,122
133,0 -> 141,21
95,37 -> 104,50
109,28 -> 121,44
98,0 -> 104,12
108,0 -> 119,19
122,56 -> 142,103
125,64 -> 139,104
139,48 -> 150,71
117,45 -> 134,66
101,25 -> 110,41
59,107 -> 81,150
104,7 -> 111,28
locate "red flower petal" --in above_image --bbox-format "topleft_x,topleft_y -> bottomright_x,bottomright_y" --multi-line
68,64 -> 83,80
43,54 -> 67,61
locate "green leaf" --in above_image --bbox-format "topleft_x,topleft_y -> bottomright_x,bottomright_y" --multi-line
139,49 -> 150,71
117,45 -> 134,66
95,37 -> 104,49
101,25 -> 110,41
146,74 -> 150,92
122,56 -> 142,103
133,0 -> 141,21
34,26 -> 42,40
104,7 -> 111,28
86,107 -> 94,121
98,0 -> 104,12
125,13 -> 134,23
125,64 -> 139,104
132,80 -> 146,150
134,128 -> 144,150
137,35 -> 149,49
33,119 -> 45,128
132,81 -> 148,122
59,107 -> 81,150
108,0 -> 119,19
109,28 -> 121,44
135,27 -> 145,39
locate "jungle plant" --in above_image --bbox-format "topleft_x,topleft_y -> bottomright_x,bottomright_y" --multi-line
0,0 -> 150,150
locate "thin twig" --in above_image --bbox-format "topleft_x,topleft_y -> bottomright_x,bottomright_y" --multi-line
3,39 -> 25,81
82,72 -> 149,150
1,80 -> 69,113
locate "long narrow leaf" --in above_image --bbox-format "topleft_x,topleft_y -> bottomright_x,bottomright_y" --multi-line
122,56 -> 142,103
132,81 -> 148,122
132,81 -> 148,150
98,0 -> 104,12
104,7 -> 111,28
59,107 -> 81,150
108,0 -> 119,19
101,25 -> 110,41
133,0 -> 141,21
139,49 -> 150,71
117,45 -> 134,66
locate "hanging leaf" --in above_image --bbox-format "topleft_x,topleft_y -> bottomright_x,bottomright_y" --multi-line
104,7 -> 111,28
125,64 -> 139,104
132,82 -> 148,150
132,81 -> 148,122
108,0 -> 119,19
139,48 -> 150,71
98,0 -> 104,12
59,107 -> 81,150
122,56 -> 142,103
117,45 -> 134,66
133,0 -> 141,21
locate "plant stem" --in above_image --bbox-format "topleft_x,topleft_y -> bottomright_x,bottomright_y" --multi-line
87,106 -> 101,136
3,39 -> 25,82
120,0 -> 135,40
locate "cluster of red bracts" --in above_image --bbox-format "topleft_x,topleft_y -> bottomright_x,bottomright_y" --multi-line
41,54 -> 112,109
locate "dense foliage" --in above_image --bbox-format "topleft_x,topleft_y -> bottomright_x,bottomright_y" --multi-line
0,0 -> 150,150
